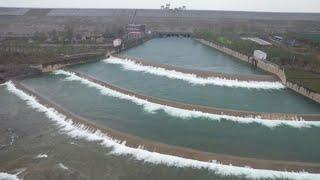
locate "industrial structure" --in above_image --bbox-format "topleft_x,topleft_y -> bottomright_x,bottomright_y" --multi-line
126,24 -> 146,39
160,3 -> 186,10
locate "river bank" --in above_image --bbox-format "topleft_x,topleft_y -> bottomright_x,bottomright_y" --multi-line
0,52 -> 106,83
196,38 -> 320,104
2,37 -> 320,179
11,81 -> 320,174
65,69 -> 320,122
0,36 -> 153,83
114,55 -> 279,82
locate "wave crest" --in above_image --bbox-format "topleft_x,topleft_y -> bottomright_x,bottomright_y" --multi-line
4,81 -> 320,180
0,171 -> 21,180
54,70 -> 320,128
104,57 -> 285,90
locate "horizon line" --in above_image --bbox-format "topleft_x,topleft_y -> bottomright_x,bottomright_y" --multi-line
1,6 -> 320,14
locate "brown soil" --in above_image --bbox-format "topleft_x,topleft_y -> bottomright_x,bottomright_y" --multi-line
0,52 -> 105,82
0,65 -> 41,83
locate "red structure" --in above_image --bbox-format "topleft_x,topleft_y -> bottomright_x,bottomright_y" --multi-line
126,24 -> 146,39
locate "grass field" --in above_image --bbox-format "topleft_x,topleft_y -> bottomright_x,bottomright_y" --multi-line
285,69 -> 320,93
194,30 -> 320,93
295,34 -> 320,43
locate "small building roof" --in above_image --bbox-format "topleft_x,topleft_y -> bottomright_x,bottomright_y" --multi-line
241,37 -> 272,46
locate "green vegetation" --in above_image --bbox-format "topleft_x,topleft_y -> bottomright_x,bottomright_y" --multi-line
217,36 -> 231,45
290,33 -> 320,44
55,44 -> 93,55
195,29 -> 320,69
285,69 -> 320,93
0,41 -> 103,65
195,30 -> 257,56
194,29 -> 320,93
194,30 -> 316,63
33,32 -> 47,42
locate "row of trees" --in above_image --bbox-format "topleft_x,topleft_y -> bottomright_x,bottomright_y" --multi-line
32,26 -> 126,44
33,26 -> 74,43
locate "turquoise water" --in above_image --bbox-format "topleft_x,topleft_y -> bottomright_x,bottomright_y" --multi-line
122,38 -> 265,75
0,86 -> 237,180
71,61 -> 320,114
2,37 -> 320,179
21,74 -> 320,163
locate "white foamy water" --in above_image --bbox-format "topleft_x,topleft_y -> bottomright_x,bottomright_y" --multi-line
4,81 -> 320,180
36,153 -> 48,159
0,172 -> 20,180
54,70 -> 320,128
104,57 -> 285,90
59,163 -> 69,170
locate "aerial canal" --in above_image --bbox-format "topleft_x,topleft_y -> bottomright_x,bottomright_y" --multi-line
2,37 -> 320,180
17,68 -> 320,162
2,83 -> 254,180
121,38 -> 265,75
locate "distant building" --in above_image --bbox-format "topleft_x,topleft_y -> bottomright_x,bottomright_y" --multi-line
273,35 -> 283,41
160,3 -> 186,11
113,38 -> 122,47
27,39 -> 34,44
126,24 -> 146,39
81,33 -> 91,41
165,3 -> 171,9
64,38 -> 70,43
45,38 -> 53,43
241,37 -> 272,46
254,50 -> 267,61
127,24 -> 146,33
81,36 -> 87,41
96,37 -> 105,43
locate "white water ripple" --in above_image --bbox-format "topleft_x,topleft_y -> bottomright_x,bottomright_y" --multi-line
104,56 -> 285,90
0,172 -> 20,180
54,70 -> 320,128
36,153 -> 48,159
4,81 -> 320,180
59,163 -> 69,170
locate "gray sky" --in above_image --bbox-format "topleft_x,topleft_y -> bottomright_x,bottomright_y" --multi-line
1,0 -> 320,13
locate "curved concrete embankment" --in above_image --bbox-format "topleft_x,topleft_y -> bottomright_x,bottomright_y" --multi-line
195,38 -> 320,104
67,69 -> 320,121
14,81 -> 320,173
114,55 -> 279,82
39,52 -> 105,72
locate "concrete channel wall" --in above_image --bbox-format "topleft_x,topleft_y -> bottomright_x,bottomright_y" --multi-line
286,81 -> 320,104
13,80 -> 320,173
196,39 -> 320,104
39,37 -> 152,72
114,55 -> 279,82
39,52 -> 106,72
68,69 -> 320,121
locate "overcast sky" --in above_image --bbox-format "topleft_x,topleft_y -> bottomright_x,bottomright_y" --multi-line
1,0 -> 320,13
